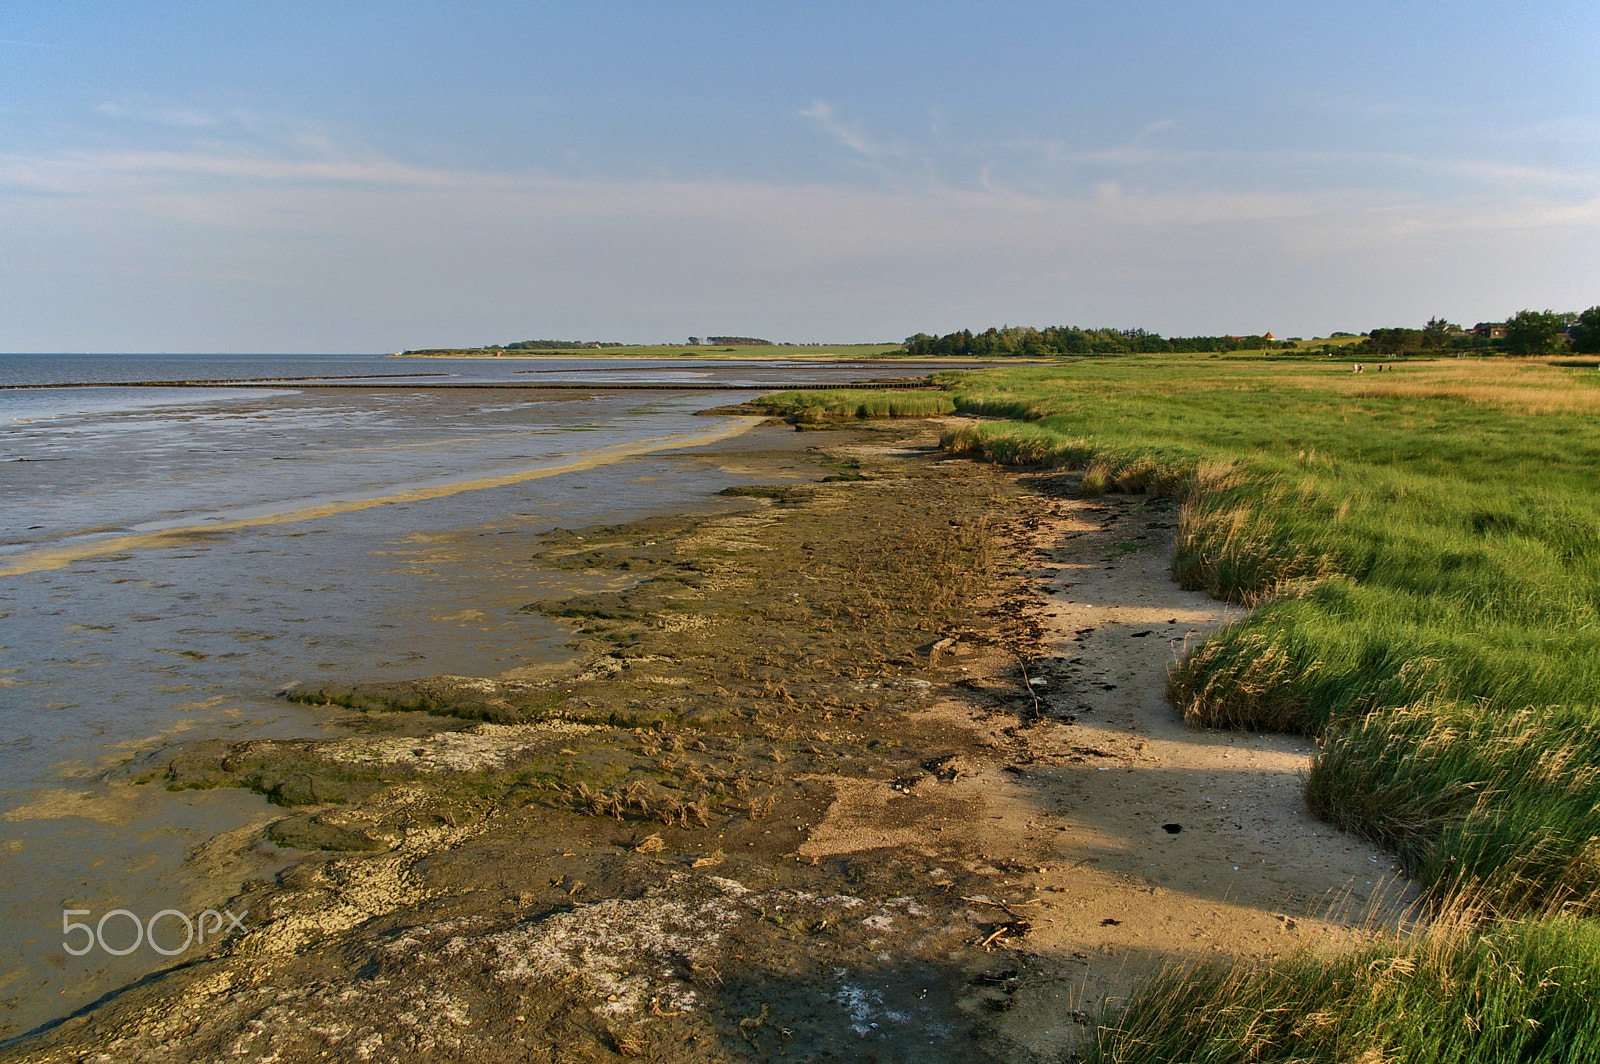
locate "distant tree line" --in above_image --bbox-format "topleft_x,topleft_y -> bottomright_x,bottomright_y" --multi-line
500,339 -> 625,350
702,336 -> 773,346
901,308 -> 1600,361
1356,307 -> 1600,357
901,326 -> 1289,358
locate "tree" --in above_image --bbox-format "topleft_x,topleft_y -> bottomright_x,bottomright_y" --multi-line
1368,327 -> 1423,355
1421,316 -> 1459,349
1569,307 -> 1600,355
1502,309 -> 1567,356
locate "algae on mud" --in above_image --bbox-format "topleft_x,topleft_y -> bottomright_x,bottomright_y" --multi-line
5,422 -> 1066,1064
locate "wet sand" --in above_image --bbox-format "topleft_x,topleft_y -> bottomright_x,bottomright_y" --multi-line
0,385 -> 794,1031
2,418 -> 1413,1063
0,416 -> 764,577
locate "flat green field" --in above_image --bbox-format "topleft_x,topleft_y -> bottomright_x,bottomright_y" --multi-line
769,355 -> 1600,1062
395,342 -> 908,360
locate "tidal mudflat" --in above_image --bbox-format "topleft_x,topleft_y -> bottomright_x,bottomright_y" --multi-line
0,363 -> 875,1036
3,415 -> 1407,1063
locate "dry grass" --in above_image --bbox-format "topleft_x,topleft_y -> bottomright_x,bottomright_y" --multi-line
1281,359 -> 1600,415
1089,905 -> 1600,1063
1170,459 -> 1340,605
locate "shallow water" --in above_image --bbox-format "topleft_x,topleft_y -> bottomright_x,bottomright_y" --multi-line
0,353 -> 903,1036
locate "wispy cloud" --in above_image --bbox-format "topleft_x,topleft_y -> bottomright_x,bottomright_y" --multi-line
0,148 -> 470,194
798,101 -> 904,161
95,100 -> 217,128
1,123 -> 1595,350
795,103 -> 1598,206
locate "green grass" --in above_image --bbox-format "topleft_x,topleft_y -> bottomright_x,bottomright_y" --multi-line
810,355 -> 1600,1055
396,342 -> 907,360
1307,702 -> 1600,916
756,388 -> 956,420
925,357 -> 1600,913
1089,914 -> 1600,1063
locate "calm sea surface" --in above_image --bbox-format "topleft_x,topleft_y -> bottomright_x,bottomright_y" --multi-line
0,352 -> 898,1036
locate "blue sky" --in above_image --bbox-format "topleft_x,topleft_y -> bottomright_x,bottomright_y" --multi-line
2,2 -> 1596,351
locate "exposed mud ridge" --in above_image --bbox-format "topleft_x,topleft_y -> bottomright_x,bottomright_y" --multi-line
6,421 -> 1413,1063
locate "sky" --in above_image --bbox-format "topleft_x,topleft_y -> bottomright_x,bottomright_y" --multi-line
1,1 -> 1597,351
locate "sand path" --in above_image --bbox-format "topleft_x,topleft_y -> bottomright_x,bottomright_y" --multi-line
953,485 -> 1416,1055
798,465 -> 1416,1059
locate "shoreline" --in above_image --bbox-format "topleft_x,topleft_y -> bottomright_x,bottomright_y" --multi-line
3,418 -> 1412,1062
392,351 -> 1068,366
0,417 -> 767,578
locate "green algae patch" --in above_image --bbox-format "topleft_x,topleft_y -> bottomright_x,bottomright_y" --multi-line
158,737 -> 392,806
281,434 -> 1010,744
284,676 -> 577,724
266,814 -> 386,852
715,483 -> 816,502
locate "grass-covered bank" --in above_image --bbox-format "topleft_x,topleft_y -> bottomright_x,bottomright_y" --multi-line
756,388 -> 956,421
786,356 -> 1600,1058
916,356 -> 1600,915
1090,913 -> 1600,1063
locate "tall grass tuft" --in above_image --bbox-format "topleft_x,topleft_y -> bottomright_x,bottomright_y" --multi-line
1089,913 -> 1600,1063
1309,702 -> 1600,915
939,420 -> 1194,496
1170,460 -> 1341,602
940,421 -> 1097,468
1166,625 -> 1317,732
756,389 -> 955,421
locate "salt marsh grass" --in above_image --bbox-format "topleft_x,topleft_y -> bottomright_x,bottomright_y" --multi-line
884,355 -> 1600,1054
758,389 -> 955,421
939,358 -> 1600,912
1089,911 -> 1600,1063
940,420 -> 1099,469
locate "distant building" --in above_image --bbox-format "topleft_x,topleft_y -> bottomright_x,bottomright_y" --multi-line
1473,323 -> 1509,340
